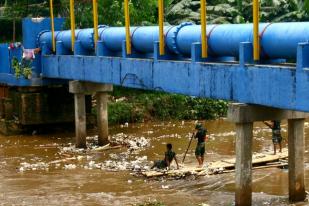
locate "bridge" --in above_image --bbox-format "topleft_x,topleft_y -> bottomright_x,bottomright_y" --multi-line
0,1 -> 309,205
12,18 -> 309,113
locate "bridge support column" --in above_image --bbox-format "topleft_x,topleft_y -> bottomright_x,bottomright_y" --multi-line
74,93 -> 86,148
228,103 -> 309,206
96,92 -> 109,146
69,81 -> 113,148
235,122 -> 253,206
288,118 -> 306,202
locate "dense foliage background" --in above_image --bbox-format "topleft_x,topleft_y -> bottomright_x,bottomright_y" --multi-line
106,87 -> 228,124
1,0 -> 309,30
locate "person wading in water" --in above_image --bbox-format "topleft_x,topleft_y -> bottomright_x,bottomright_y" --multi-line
194,123 -> 208,167
263,120 -> 283,155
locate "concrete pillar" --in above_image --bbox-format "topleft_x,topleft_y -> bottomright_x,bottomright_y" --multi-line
235,122 -> 253,206
288,118 -> 306,202
70,81 -> 113,148
96,92 -> 109,146
228,103 -> 309,206
74,93 -> 86,148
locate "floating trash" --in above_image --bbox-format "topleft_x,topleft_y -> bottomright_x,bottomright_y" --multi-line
64,164 -> 77,170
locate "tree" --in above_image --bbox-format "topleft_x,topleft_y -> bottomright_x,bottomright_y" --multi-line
165,0 -> 309,24
0,0 -> 65,42
59,0 -> 158,28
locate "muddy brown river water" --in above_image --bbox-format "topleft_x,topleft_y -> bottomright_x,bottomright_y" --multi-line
1,119 -> 309,206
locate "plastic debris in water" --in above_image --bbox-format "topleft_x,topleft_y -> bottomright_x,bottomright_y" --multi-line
64,164 -> 77,170
161,185 -> 169,189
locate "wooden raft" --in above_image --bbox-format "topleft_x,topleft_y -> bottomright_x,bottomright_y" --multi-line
143,148 -> 288,178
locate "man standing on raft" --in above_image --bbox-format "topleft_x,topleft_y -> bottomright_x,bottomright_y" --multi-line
264,120 -> 283,155
194,123 -> 208,167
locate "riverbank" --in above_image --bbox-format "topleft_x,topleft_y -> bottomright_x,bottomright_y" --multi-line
103,87 -> 228,125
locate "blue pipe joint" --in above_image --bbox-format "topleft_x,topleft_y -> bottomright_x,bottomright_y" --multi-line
76,28 -> 95,51
166,22 -> 193,56
37,30 -> 58,51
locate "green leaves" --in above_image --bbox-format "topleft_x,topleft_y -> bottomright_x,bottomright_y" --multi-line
305,0 -> 309,13
60,0 -> 158,28
107,87 -> 228,124
11,57 -> 32,79
166,0 -> 309,24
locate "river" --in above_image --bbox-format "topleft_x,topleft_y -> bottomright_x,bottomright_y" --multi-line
0,119 -> 309,206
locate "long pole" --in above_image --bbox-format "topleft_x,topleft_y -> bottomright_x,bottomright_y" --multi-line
49,0 -> 55,52
124,0 -> 132,55
70,0 -> 76,52
92,0 -> 99,48
182,133 -> 195,163
158,0 -> 165,55
200,0 -> 208,58
253,0 -> 260,61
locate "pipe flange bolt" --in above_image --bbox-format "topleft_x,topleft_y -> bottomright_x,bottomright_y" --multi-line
170,22 -> 193,54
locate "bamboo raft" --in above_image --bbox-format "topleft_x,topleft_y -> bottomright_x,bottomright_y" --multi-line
143,148 -> 288,178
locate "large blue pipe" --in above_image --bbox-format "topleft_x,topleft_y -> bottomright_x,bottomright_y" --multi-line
38,22 -> 309,59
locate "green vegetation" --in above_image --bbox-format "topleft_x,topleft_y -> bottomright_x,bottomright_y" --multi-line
166,0 -> 309,24
0,0 -> 63,42
11,57 -> 32,79
107,87 -> 228,125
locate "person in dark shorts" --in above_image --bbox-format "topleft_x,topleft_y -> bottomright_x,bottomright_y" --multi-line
194,123 -> 208,167
263,120 -> 283,155
151,143 -> 179,170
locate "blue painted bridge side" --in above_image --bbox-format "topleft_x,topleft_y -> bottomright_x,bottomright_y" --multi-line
41,43 -> 309,112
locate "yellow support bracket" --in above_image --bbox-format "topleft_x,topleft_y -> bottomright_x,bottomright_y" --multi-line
124,0 -> 132,55
92,0 -> 99,48
49,0 -> 55,52
70,0 -> 76,51
253,0 -> 260,61
158,0 -> 165,56
200,0 -> 208,58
